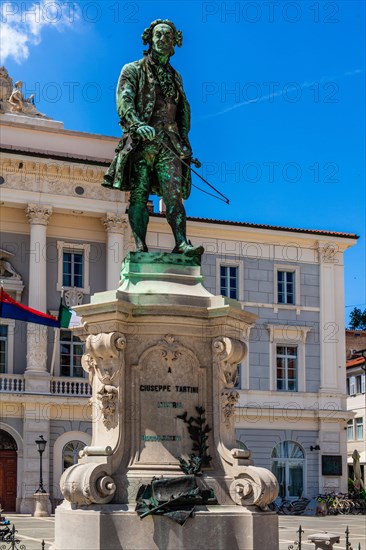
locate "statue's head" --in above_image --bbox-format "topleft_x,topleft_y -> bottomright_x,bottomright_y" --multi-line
14,80 -> 23,88
142,19 -> 183,57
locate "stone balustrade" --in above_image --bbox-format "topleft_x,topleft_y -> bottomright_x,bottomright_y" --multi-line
0,374 -> 25,392
50,377 -> 92,397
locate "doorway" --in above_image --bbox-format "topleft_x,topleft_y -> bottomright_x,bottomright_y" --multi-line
0,430 -> 17,512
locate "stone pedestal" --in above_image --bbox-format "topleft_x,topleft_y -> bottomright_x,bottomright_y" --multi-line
33,493 -> 51,517
53,253 -> 279,550
308,533 -> 340,550
55,503 -> 278,550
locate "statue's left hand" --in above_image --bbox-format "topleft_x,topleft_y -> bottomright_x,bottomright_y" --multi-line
180,143 -> 192,159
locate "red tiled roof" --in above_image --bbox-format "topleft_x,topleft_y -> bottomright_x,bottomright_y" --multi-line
347,356 -> 366,368
151,213 -> 359,239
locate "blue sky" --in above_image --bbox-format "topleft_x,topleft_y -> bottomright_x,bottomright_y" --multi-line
1,0 -> 365,324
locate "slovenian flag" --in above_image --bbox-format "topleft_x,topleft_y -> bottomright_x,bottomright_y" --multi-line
0,287 -> 60,327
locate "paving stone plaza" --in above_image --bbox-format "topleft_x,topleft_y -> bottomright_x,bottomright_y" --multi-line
4,514 -> 366,550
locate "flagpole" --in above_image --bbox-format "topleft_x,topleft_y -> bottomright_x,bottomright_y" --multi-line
50,327 -> 59,377
50,287 -> 64,377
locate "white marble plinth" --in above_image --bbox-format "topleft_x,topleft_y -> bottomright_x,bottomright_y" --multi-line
54,254 -> 279,550
54,503 -> 278,550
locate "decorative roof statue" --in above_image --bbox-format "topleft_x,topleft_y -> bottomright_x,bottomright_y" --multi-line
0,67 -> 49,118
0,66 -> 12,102
102,20 -> 204,257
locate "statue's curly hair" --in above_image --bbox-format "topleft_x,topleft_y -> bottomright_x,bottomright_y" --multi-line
142,19 -> 183,56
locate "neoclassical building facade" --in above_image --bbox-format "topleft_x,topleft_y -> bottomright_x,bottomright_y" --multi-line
0,75 -> 358,512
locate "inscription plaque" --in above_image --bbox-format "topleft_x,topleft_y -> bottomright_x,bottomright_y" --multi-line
134,339 -> 202,465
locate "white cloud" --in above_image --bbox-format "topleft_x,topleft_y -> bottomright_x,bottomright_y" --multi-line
0,0 -> 80,65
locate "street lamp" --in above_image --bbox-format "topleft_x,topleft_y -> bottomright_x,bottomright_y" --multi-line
35,435 -> 47,494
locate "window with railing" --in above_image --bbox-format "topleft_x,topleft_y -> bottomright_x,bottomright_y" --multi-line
60,330 -> 84,377
0,326 -> 7,374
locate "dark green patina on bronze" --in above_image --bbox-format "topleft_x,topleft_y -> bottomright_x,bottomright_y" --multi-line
176,406 -> 212,475
135,475 -> 217,525
103,19 -> 204,258
135,407 -> 216,524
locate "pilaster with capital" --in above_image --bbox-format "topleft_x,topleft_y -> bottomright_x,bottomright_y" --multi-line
25,204 -> 52,374
102,213 -> 128,290
212,336 -> 279,509
317,241 -> 343,393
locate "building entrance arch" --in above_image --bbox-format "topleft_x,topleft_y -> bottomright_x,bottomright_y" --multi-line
0,429 -> 18,511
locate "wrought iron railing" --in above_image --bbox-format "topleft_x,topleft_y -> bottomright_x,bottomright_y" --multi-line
0,524 -> 45,550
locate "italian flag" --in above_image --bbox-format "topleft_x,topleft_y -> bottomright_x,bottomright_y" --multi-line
58,297 -> 73,328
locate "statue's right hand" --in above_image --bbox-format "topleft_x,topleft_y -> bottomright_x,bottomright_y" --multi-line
136,125 -> 156,141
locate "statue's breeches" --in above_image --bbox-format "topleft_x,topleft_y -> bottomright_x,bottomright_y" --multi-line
129,135 -> 182,208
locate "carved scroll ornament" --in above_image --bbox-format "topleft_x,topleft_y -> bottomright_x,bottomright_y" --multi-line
81,332 -> 126,429
60,462 -> 116,506
213,337 -> 247,388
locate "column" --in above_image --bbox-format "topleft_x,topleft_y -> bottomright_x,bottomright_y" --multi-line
25,204 -> 52,375
103,213 -> 127,290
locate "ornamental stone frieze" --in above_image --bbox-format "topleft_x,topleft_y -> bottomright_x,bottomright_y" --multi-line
26,204 -> 52,225
317,241 -> 339,263
0,157 -> 119,201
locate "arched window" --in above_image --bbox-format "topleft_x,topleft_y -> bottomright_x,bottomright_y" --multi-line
0,429 -> 17,450
271,441 -> 305,498
62,440 -> 85,471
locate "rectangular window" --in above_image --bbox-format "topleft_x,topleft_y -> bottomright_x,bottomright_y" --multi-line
0,326 -> 8,374
60,330 -> 84,377
276,345 -> 298,391
362,374 -> 366,394
277,271 -> 295,305
349,376 -> 356,396
356,375 -> 362,394
356,418 -> 364,441
63,251 -> 84,288
347,420 -> 354,441
220,265 -> 238,300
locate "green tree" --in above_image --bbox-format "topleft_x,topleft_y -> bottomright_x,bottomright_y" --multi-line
349,307 -> 366,330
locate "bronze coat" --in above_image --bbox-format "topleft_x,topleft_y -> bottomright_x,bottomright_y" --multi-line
103,56 -> 192,199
